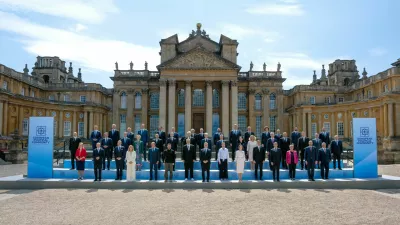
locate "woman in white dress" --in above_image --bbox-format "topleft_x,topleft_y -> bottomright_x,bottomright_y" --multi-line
126,145 -> 136,181
235,144 -> 246,182
247,135 -> 257,170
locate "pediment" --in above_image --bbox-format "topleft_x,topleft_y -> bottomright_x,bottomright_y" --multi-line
177,35 -> 220,53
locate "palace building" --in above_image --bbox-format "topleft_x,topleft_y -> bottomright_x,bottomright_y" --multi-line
1,23 -> 400,163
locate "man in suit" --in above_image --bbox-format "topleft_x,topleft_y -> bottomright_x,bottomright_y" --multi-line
182,131 -> 196,156
244,126 -> 255,143
90,125 -> 102,150
229,124 -> 241,161
109,124 -> 120,150
266,132 -> 277,170
253,140 -> 266,180
197,128 -> 205,152
190,129 -> 197,152
200,142 -> 212,182
304,140 -> 318,181
182,138 -> 196,181
200,133 -> 212,149
279,132 -> 291,169
148,142 -> 160,181
319,142 -> 332,179
138,123 -> 149,161
330,135 -> 343,170
154,133 -> 164,170
319,127 -> 331,147
114,140 -> 124,180
101,132 -> 113,170
270,141 -> 282,182
93,142 -> 105,181
297,131 -> 309,170
68,132 -> 81,170
217,141 -> 229,180
216,134 -> 225,161
166,132 -> 178,151
171,127 -> 179,140
157,126 -> 166,145
213,128 -> 222,151
312,133 -> 322,169
261,126 -> 270,148
127,127 -> 135,143
163,143 -> 176,182
291,127 -> 301,150
275,129 -> 282,145
121,132 -> 131,169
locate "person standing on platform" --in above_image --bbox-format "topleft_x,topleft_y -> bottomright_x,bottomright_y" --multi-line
297,131 -> 309,170
304,140 -> 318,181
75,142 -> 87,180
216,134 -> 225,161
121,132 -> 131,170
275,129 -> 282,144
266,132 -> 277,170
244,126 -> 255,143
247,135 -> 257,170
157,126 -> 166,145
319,127 -> 331,147
238,136 -> 247,161
114,140 -> 124,180
291,127 -> 300,150
138,124 -> 149,161
182,138 -> 196,181
213,128 -> 222,153
270,141 -> 282,182
253,140 -> 265,180
261,126 -> 270,149
197,128 -> 205,153
319,142 -> 331,180
229,124 -> 241,162
127,127 -> 135,143
312,133 -> 322,169
148,142 -> 160,181
109,124 -> 120,152
154,133 -> 164,170
330,135 -> 343,170
286,144 -> 298,180
235,144 -> 246,182
126,145 -> 136,181
190,129 -> 197,152
200,142 -> 212,182
171,127 -> 179,140
90,125 -> 102,150
164,143 -> 176,182
166,132 -> 178,171
69,132 -> 81,170
101,132 -> 113,170
200,133 -> 212,150
279,132 -> 290,169
218,142 -> 229,180
93,142 -> 104,182
133,134 -> 144,171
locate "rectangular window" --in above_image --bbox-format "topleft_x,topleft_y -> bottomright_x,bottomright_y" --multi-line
64,121 -> 71,136
323,122 -> 330,134
31,91 -> 35,97
256,116 -> 262,138
311,123 -> 317,137
22,118 -> 29,136
337,122 -> 344,136
54,120 -> 57,136
135,94 -> 142,109
64,95 -> 70,102
120,114 -> 127,138
2,81 -> 7,90
21,88 -> 25,96
367,90 -> 372,98
178,113 -> 185,137
270,116 -> 276,132
357,93 -> 361,100
325,97 -> 331,104
49,95 -> 55,101
80,95 -> 86,103
338,97 -> 344,103
134,115 -> 141,134
212,113 -> 220,136
78,122 -> 84,137
384,84 -> 389,92
309,96 -> 315,105
238,115 -> 247,133
149,115 -> 159,139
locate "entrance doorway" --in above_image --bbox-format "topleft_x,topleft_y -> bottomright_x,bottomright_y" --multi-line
192,113 -> 204,133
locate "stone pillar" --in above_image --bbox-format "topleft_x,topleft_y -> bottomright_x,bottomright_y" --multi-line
221,81 -> 229,137
99,113 -> 103,133
72,111 -> 77,133
231,80 -> 238,130
184,80 -> 192,133
263,89 -> 270,126
277,94 -> 284,130
84,111 -> 88,139
388,103 -> 394,137
248,89 -> 256,130
0,101 -> 3,135
127,90 -> 134,128
293,113 -> 297,128
307,112 -> 312,137
32,108 -> 36,117
331,112 -> 335,135
159,79 -> 167,132
141,88 -> 149,127
383,104 -> 388,137
344,110 -> 348,137
302,112 -> 306,134
59,110 -> 63,138
168,79 -> 176,131
112,91 -> 119,125
19,106 -> 23,136
89,111 -> 94,135
318,113 -> 322,132
205,81 -> 213,134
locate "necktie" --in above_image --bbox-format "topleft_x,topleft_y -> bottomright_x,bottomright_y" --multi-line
74,138 -> 76,141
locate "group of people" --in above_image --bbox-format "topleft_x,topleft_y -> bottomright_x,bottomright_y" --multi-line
69,124 -> 344,182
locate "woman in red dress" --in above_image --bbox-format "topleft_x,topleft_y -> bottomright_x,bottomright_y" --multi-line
75,142 -> 87,180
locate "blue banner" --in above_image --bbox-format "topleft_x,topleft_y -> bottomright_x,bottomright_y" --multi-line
353,118 -> 378,178
27,117 -> 54,178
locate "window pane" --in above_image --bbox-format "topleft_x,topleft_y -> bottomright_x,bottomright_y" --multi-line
135,92 -> 142,109
337,122 -> 344,136
212,89 -> 219,108
80,96 -> 86,103
23,118 -> 29,136
193,89 -> 204,107
238,115 -> 247,133
309,96 -> 315,104
238,93 -> 247,110
149,115 -> 159,139
270,116 -> 276,132
311,123 -> 317,137
212,113 -> 220,135
270,93 -> 276,109
255,94 -> 262,110
178,89 -> 185,107
150,92 -> 159,110
78,122 -> 84,137
120,92 -> 127,109
64,121 -> 71,136
134,115 -> 141,134
323,122 -> 330,133
64,95 -> 70,102
120,114 -> 126,138
256,116 -> 262,138
177,113 -> 185,137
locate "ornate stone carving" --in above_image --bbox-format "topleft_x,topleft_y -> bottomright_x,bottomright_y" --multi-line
168,79 -> 176,86
79,113 -> 84,119
185,80 -> 192,86
127,88 -> 134,94
248,89 -> 256,95
164,48 -> 232,69
23,108 -> 30,116
221,80 -> 230,86
205,80 -> 213,87
231,80 -> 238,87
262,88 -> 270,95
141,88 -> 149,94
159,79 -> 167,86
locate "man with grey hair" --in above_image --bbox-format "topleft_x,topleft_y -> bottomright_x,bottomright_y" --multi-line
182,138 -> 196,181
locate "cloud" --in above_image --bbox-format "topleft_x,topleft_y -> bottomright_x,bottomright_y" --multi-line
245,0 -> 304,16
70,23 -> 87,32
211,23 -> 282,43
368,47 -> 387,57
0,0 -> 118,24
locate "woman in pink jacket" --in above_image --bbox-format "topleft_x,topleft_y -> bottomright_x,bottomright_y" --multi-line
286,144 -> 298,180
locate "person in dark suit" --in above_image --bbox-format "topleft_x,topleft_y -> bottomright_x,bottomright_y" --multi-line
197,128 -> 205,152
266,132 -> 277,170
114,140 -> 124,180
297,131 -> 309,170
200,133 -> 212,149
154,133 -> 164,170
182,131 -> 196,158
330,135 -> 343,170
244,126 -> 255,143
148,142 -> 160,181
270,142 -> 282,182
238,136 -> 247,160
229,124 -> 241,161
101,132 -> 113,170
182,138 -> 196,180
319,142 -> 332,179
261,126 -> 270,149
200,142 -> 212,182
190,129 -> 197,152
157,126 -> 166,145
319,127 -> 330,147
275,129 -> 282,146
253,140 -> 266,180
291,127 -> 301,150
213,128 -> 222,152
216,134 -> 225,161
171,127 -> 179,140
304,140 -> 318,181
312,133 -> 322,169
93,142 -> 105,181
138,124 -> 149,161
121,132 -> 132,170
109,124 -> 120,150
68,132 -> 81,170
127,127 -> 135,143
279,132 -> 291,169
163,143 -> 176,182
90,125 -> 102,150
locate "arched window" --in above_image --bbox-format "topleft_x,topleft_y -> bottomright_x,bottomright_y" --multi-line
255,93 -> 262,110
178,89 -> 185,107
120,92 -> 127,109
135,92 -> 142,109
212,89 -> 219,108
269,93 -> 276,109
344,78 -> 350,86
150,92 -> 159,109
238,92 -> 247,110
193,89 -> 204,107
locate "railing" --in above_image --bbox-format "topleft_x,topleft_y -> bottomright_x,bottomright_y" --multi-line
54,139 -> 68,165
238,71 -> 281,80
115,70 -> 160,79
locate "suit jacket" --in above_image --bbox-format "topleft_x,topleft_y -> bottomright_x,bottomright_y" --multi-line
312,138 -> 322,151
69,137 -> 81,152
92,148 -> 105,164
121,137 -> 132,152
304,146 -> 318,163
148,147 -> 160,164
190,135 -> 197,146
229,130 -> 241,147
319,148 -> 332,164
270,148 -> 282,164
319,132 -> 331,146
200,138 -> 212,149
154,138 -> 164,152
261,132 -> 271,147
286,150 -> 299,164
173,132 -> 179,140
163,149 -> 176,163
90,130 -> 102,144
297,137 -> 310,153
182,144 -> 196,161
114,146 -> 125,160
253,146 -> 266,163
266,137 -> 277,152
244,131 -> 255,143
200,148 -> 211,162
216,140 -> 226,151
156,131 -> 166,144
291,131 -> 301,148
127,132 -> 135,143
196,133 -> 205,146
279,137 -> 291,151
138,129 -> 149,145
213,132 -> 222,146
166,137 -> 178,150
100,137 -> 113,152
238,141 -> 247,152
133,140 -> 144,155
330,140 -> 343,154
275,134 -> 282,146
109,129 -> 120,147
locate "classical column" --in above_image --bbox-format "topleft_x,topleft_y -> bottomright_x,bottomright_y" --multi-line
72,111 -> 77,133
112,91 -> 119,125
89,111 -> 94,135
159,79 -> 167,132
32,108 -> 36,117
263,89 -> 270,127
184,80 -> 192,132
221,80 -> 229,137
168,79 -> 176,131
0,101 -> 3,135
205,81 -> 213,134
388,103 -> 394,137
84,111 -> 88,139
302,112 -> 306,133
344,111 -> 349,137
3,102 -> 8,135
248,89 -> 256,130
59,110 -> 63,138
293,113 -> 297,128
318,113 -> 322,132
141,88 -> 149,126
19,106 -> 24,136
331,112 -> 336,135
231,80 -> 238,129
99,113 -> 103,133
127,89 -> 134,128
307,112 -> 312,137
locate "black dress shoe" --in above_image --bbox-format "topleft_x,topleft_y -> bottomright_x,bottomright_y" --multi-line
325,178 -> 329,180
339,168 -> 342,170
312,179 -> 315,181
207,180 -> 210,182
70,168 -> 74,170
115,178 -> 119,180
94,179 -> 98,181
202,180 -> 205,183
308,179 -> 312,181
277,180 -> 280,182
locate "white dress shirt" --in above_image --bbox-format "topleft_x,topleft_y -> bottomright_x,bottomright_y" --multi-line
217,148 -> 229,161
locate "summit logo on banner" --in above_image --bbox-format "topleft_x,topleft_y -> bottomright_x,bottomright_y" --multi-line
356,127 -> 374,145
31,126 -> 50,144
